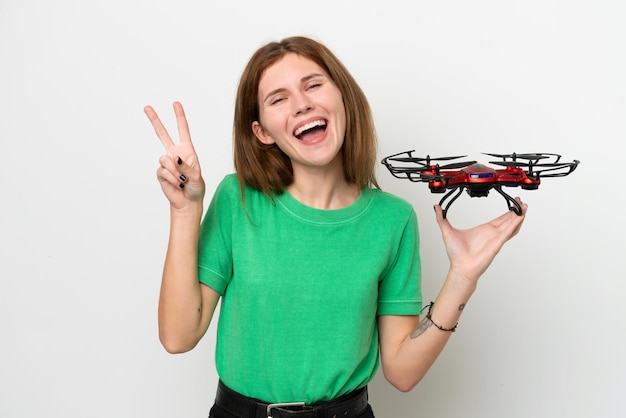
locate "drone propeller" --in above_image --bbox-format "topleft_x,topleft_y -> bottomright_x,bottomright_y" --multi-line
484,152 -> 562,163
438,161 -> 478,170
384,152 -> 475,169
389,160 -> 477,176
387,154 -> 468,164
489,161 -> 557,167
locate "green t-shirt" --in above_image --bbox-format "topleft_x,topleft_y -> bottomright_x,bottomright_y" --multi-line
198,174 -> 421,404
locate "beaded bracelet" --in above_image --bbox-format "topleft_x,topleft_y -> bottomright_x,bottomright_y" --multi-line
423,301 -> 458,332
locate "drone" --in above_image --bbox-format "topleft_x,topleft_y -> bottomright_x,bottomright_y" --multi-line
381,151 -> 580,218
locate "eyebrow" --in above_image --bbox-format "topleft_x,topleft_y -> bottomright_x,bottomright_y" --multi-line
262,73 -> 326,103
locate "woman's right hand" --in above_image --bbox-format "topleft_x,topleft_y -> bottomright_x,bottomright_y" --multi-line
144,101 -> 205,210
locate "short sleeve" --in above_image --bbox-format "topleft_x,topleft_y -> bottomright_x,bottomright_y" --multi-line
197,175 -> 238,295
377,209 -> 422,316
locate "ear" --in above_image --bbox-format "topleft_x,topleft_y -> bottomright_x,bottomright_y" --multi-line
252,121 -> 275,145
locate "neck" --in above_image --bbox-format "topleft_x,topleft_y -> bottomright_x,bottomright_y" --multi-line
288,164 -> 360,210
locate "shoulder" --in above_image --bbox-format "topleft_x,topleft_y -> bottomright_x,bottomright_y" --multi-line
213,173 -> 249,204
212,173 -> 276,219
356,188 -> 419,233
366,188 -> 415,216
208,174 -> 243,215
216,173 -> 271,200
215,173 -> 239,194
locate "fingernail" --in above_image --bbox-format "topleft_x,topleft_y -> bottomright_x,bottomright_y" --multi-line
179,174 -> 187,182
177,157 -> 183,165
179,183 -> 185,189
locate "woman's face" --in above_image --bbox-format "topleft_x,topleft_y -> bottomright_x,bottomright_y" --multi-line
252,53 -> 347,176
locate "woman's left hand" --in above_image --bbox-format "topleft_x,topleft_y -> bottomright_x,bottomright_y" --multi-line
434,197 -> 528,285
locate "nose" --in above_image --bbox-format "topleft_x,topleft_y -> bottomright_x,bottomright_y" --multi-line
295,104 -> 313,115
293,93 -> 314,115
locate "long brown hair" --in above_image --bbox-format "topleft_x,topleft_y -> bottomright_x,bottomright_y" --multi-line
233,36 -> 380,197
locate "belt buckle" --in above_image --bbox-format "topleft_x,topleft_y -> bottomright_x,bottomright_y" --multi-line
267,401 -> 306,418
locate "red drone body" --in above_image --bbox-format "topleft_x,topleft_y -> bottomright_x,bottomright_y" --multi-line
382,151 -> 579,218
427,163 -> 540,194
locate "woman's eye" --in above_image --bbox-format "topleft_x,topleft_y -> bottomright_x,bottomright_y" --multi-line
271,97 -> 284,105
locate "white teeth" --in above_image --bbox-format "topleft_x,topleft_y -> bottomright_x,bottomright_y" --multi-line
294,120 -> 326,137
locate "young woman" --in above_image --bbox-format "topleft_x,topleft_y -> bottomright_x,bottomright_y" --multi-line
144,36 -> 527,418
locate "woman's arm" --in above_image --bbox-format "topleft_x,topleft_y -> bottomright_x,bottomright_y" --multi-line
145,102 -> 220,353
158,201 -> 220,353
379,200 -> 527,391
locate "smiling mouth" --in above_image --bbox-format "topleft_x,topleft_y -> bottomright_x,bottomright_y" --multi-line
294,119 -> 327,140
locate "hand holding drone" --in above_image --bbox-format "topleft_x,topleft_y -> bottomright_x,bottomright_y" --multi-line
382,151 -> 580,218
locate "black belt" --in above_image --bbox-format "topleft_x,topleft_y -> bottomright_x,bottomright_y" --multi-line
215,380 -> 369,418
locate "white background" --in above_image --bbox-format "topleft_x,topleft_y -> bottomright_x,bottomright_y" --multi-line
1,1 -> 624,417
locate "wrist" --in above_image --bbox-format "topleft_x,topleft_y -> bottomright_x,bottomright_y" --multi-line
445,266 -> 479,295
169,201 -> 204,231
423,302 -> 458,332
170,200 -> 203,217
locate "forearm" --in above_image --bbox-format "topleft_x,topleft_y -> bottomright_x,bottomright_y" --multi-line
158,202 -> 205,353
381,267 -> 477,391
426,265 -> 477,337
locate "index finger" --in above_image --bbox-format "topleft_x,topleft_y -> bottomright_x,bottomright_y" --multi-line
144,105 -> 175,151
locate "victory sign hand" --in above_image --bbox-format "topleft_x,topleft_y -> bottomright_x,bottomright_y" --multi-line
144,102 -> 205,210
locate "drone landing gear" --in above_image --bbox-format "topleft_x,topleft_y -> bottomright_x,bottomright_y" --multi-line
493,185 -> 523,216
438,186 -> 523,218
439,188 -> 464,219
